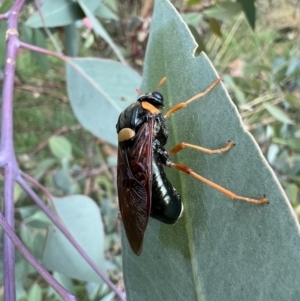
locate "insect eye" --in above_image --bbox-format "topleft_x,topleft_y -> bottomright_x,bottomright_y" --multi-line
152,91 -> 163,101
150,91 -> 164,108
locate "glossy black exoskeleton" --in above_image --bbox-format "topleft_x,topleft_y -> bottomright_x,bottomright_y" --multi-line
116,91 -> 183,255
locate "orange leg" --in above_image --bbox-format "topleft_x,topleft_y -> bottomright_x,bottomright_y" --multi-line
169,140 -> 234,156
170,163 -> 268,205
164,77 -> 222,118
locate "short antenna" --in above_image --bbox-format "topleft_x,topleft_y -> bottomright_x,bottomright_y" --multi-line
156,77 -> 167,90
136,76 -> 167,95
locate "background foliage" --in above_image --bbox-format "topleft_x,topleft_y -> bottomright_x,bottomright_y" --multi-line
1,0 -> 300,300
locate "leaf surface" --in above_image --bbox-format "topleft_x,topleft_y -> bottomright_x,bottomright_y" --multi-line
121,1 -> 300,300
66,58 -> 141,146
25,0 -> 84,28
48,136 -> 72,160
42,195 -> 105,282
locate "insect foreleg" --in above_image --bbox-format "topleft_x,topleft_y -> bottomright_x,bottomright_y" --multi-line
164,77 -> 222,118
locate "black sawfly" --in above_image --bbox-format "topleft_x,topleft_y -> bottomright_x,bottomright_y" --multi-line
116,77 -> 268,255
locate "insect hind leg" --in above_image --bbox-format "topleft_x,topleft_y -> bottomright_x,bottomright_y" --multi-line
167,162 -> 268,205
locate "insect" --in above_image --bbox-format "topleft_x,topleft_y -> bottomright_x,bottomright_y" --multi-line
116,77 -> 268,255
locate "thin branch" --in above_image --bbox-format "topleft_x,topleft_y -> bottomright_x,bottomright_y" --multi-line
0,13 -> 8,20
21,172 -> 55,206
14,84 -> 69,104
17,173 -> 126,301
34,0 -> 62,53
19,41 -> 114,96
30,125 -> 81,155
0,211 -> 76,301
19,41 -> 67,60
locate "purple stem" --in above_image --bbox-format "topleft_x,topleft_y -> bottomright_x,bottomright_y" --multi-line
1,1 -> 79,300
0,211 -> 76,301
17,173 -> 126,301
1,1 -> 26,300
19,40 -> 66,60
3,166 -> 16,301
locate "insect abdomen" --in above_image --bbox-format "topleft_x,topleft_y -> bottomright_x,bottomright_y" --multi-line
150,156 -> 183,224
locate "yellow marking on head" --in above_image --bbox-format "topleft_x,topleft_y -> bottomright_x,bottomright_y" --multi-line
141,101 -> 160,114
118,128 -> 135,142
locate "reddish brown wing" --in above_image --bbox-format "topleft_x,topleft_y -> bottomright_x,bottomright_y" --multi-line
117,118 -> 154,255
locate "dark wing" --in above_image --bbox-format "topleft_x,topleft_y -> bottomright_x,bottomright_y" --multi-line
117,118 -> 154,255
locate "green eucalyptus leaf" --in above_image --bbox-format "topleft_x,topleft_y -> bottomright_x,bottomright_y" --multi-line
104,0 -> 117,11
48,136 -> 72,160
25,0 -> 85,28
16,279 -> 27,300
18,206 -> 38,220
15,257 -> 36,283
66,58 -> 141,146
42,195 -> 105,282
100,292 -> 115,301
47,272 -> 75,299
34,158 -> 57,180
53,169 -> 72,194
95,3 -> 119,20
122,1 -> 300,301
81,0 -> 101,12
28,283 -> 42,301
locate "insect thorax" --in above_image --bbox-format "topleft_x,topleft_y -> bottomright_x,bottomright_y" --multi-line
116,102 -> 146,134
